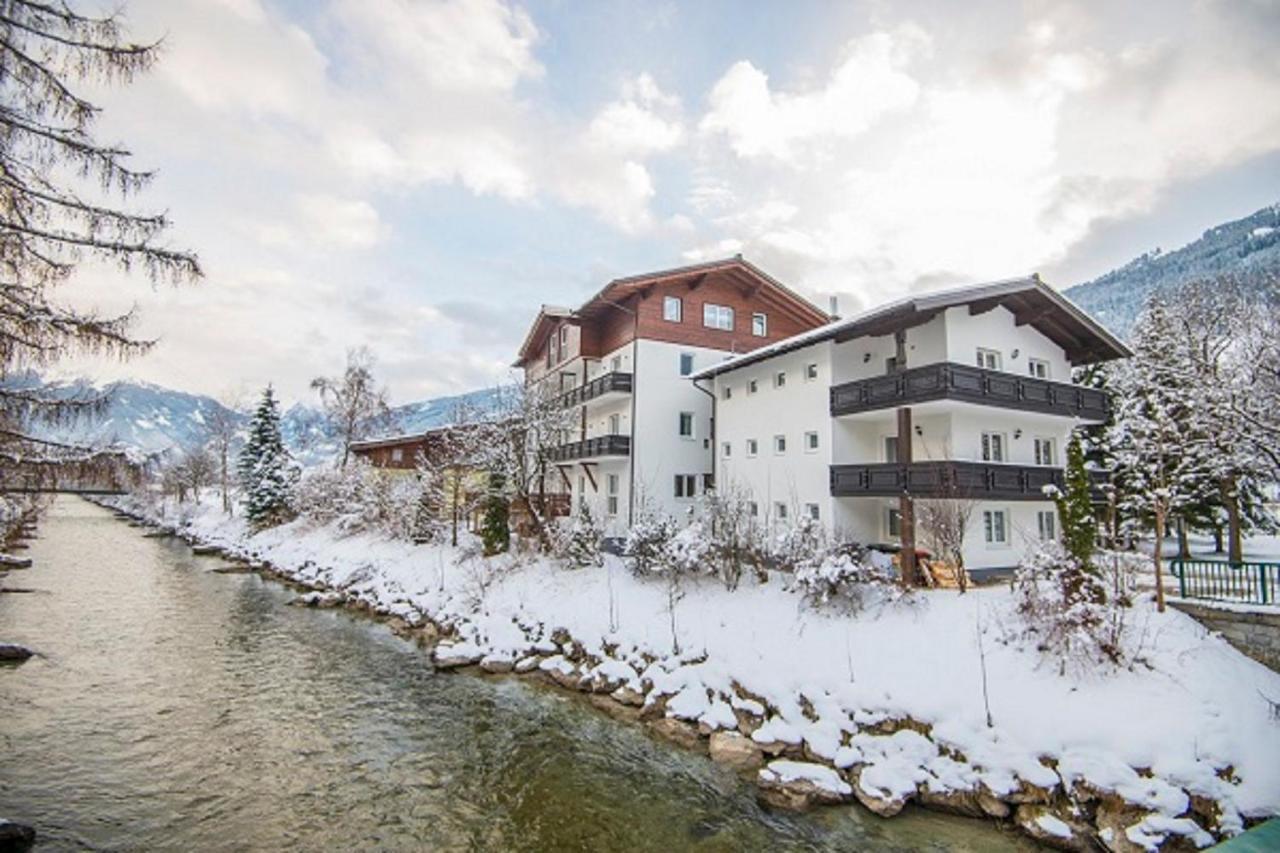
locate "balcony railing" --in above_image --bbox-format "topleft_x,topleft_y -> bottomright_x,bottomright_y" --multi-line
557,372 -> 633,408
829,362 -> 1110,420
830,461 -> 1107,501
546,434 -> 632,462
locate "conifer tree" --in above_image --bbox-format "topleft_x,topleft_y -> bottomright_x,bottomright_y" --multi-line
238,387 -> 295,528
1052,432 -> 1097,569
479,473 -> 510,556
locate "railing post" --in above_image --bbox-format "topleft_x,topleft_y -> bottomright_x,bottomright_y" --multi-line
1261,563 -> 1269,605
1176,559 -> 1186,599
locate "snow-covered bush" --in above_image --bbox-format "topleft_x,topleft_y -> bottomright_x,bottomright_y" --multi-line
791,546 -> 901,612
623,511 -> 679,576
701,488 -> 766,589
292,462 -> 420,539
663,521 -> 714,576
555,503 -> 605,569
767,516 -> 828,574
1011,542 -> 1135,672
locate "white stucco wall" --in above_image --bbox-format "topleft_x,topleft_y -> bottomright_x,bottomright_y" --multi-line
943,305 -> 1072,378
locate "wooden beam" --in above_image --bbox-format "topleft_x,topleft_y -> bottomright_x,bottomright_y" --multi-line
580,462 -> 598,492
1013,305 -> 1056,327
685,273 -> 708,291
967,296 -> 1004,316
555,465 -> 573,491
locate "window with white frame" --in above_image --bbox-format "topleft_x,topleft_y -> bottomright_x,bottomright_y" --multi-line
804,431 -> 819,452
703,303 -> 734,330
678,411 -> 694,438
721,385 -> 732,401
663,295 -> 682,322
977,348 -> 1002,370
1037,509 -> 1056,541
608,413 -> 621,434
611,355 -> 622,372
559,326 -> 568,348
884,436 -> 899,463
746,438 -> 758,457
805,503 -> 820,521
752,312 -> 767,336
679,352 -> 694,376
773,434 -> 787,454
886,506 -> 901,538
774,371 -> 786,388
1028,358 -> 1050,379
606,474 -> 619,517
1033,437 -> 1056,466
981,431 -> 1006,462
747,501 -> 759,518
983,509 -> 1010,546
774,502 -> 788,521
805,363 -> 818,381
747,379 -> 758,395
578,475 -> 586,495
722,441 -> 731,458
885,356 -> 899,374
390,447 -> 404,463
674,474 -> 696,498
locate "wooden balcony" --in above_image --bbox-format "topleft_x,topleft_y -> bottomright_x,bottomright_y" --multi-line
547,434 -> 631,462
829,362 -> 1110,421
830,461 -> 1106,501
557,372 -> 633,408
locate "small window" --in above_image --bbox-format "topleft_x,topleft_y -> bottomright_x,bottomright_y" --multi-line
746,438 -> 758,457
1033,437 -> 1055,466
559,326 -> 568,347
885,356 -> 899,374
804,431 -> 819,452
747,379 -> 758,395
805,503 -> 820,521
545,345 -> 553,369
774,502 -> 789,521
678,411 -> 694,438
679,352 -> 694,376
984,509 -> 1009,546
977,348 -> 1002,370
703,303 -> 734,331
674,474 -> 696,498
886,507 -> 902,538
608,413 -> 621,434
981,432 -> 1006,463
1028,358 -> 1050,379
721,385 -> 732,401
804,363 -> 818,381
884,436 -> 899,463
1037,509 -> 1056,541
752,312 -> 767,336
774,371 -> 786,388
703,473 -> 715,492
722,441 -> 732,458
611,355 -> 623,372
664,296 -> 682,322
390,447 -> 404,463
748,501 -> 759,518
578,475 -> 586,494
773,434 -> 787,455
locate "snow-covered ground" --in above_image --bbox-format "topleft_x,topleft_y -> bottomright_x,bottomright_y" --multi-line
105,495 -> 1280,848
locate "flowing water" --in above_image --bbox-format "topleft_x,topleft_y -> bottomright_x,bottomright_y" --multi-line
1,498 -> 1033,851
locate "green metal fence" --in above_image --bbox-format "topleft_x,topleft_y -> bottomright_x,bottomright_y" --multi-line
1171,559 -> 1280,606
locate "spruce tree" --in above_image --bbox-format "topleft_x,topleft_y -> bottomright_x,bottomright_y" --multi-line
1054,432 -> 1097,570
238,387 -> 296,528
479,473 -> 510,556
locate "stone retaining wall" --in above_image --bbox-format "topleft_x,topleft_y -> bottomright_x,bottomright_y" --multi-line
1172,601 -> 1280,672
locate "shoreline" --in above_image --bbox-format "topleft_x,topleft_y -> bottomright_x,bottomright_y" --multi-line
90,494 -> 1280,852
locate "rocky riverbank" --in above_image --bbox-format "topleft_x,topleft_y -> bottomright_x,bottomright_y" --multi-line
96,495 -> 1280,852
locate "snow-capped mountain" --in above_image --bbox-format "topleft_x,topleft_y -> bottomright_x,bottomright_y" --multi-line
1065,202 -> 1280,338
9,372 -> 503,462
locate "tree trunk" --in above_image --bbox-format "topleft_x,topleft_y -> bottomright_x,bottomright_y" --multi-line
1211,522 -> 1224,554
1153,504 -> 1167,613
1176,516 -> 1190,559
1222,476 -> 1243,563
220,447 -> 231,515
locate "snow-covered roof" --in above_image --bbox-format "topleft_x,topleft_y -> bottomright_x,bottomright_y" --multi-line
691,274 -> 1132,380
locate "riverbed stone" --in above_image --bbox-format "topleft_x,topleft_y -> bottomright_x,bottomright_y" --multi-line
610,685 -> 645,707
588,694 -> 641,723
757,762 -> 852,812
1014,804 -> 1095,853
975,786 -> 1012,819
708,731 -> 764,771
479,655 -> 515,674
849,769 -> 909,818
433,645 -> 482,670
514,655 -> 542,674
648,717 -> 704,751
0,644 -> 34,662
917,785 -> 985,818
0,818 -> 36,849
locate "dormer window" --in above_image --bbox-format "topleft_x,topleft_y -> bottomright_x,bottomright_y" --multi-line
703,303 -> 734,331
752,313 -> 767,336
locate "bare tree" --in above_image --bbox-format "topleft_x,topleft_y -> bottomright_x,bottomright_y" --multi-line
915,497 -> 979,592
311,347 -> 391,467
204,394 -> 243,515
0,1 -> 200,494
182,446 -> 216,504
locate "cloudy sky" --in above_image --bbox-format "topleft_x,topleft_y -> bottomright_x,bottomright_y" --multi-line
60,0 -> 1280,405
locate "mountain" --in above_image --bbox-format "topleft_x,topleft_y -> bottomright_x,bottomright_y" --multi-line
1064,202 -> 1280,337
9,373 -> 503,463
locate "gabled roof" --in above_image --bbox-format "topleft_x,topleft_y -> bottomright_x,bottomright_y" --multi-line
513,257 -> 830,366
691,274 -> 1132,380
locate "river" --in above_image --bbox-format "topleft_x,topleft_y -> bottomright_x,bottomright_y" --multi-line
0,498 -> 1032,851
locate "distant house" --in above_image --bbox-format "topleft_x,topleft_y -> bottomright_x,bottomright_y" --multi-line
694,274 -> 1130,575
512,256 -> 832,533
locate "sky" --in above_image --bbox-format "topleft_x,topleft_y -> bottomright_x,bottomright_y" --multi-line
58,0 -> 1280,405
